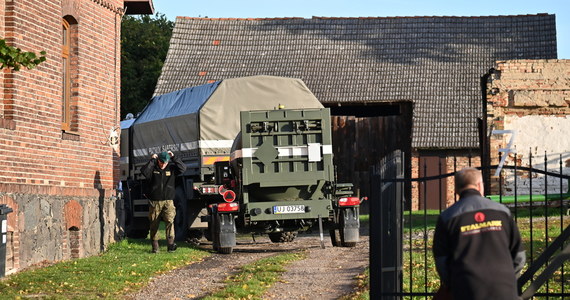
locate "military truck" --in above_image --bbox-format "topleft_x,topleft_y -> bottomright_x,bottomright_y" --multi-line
121,75 -> 360,253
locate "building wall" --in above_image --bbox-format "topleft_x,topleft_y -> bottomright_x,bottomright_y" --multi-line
486,59 -> 570,195
0,0 -> 125,273
411,150 -> 480,210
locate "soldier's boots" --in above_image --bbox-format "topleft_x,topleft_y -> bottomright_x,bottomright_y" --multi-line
167,237 -> 177,252
152,240 -> 159,253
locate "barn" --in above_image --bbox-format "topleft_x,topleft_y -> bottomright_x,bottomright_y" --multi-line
153,14 -> 557,209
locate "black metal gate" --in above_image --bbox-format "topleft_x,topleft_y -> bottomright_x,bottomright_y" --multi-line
370,150 -> 570,299
370,150 -> 404,300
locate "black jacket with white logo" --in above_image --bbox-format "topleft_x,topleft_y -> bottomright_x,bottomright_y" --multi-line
140,155 -> 186,201
433,189 -> 525,300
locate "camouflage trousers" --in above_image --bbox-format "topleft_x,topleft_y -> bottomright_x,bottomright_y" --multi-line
148,199 -> 176,241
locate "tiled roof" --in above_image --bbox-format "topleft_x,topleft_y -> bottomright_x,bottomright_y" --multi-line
154,14 -> 557,149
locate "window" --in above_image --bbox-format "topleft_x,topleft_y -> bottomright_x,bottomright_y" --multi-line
62,18 -> 71,131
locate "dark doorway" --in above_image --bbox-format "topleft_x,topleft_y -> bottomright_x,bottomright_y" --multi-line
328,102 -> 413,211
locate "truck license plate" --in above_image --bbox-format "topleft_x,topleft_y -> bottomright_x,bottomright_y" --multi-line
273,205 -> 305,214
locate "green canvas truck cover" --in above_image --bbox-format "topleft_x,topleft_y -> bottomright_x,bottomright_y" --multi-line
131,76 -> 323,170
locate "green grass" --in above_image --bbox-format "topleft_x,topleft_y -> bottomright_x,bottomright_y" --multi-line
7,212 -> 566,299
203,251 -> 306,300
0,238 -> 209,299
512,206 -> 570,219
363,210 -> 439,232
403,210 -> 439,231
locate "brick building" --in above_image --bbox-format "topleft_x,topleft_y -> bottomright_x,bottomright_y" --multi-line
152,14 -> 558,210
0,0 -> 152,274
485,59 -> 570,196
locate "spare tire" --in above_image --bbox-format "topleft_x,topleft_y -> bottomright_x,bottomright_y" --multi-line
268,231 -> 298,243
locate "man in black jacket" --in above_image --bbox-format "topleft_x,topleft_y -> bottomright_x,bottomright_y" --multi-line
433,167 -> 526,300
140,150 -> 186,253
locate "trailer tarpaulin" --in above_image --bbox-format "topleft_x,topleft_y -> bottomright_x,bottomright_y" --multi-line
200,76 -> 323,146
132,81 -> 220,163
131,75 -> 323,168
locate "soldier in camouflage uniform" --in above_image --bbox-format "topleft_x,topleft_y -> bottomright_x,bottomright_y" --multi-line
140,151 -> 186,253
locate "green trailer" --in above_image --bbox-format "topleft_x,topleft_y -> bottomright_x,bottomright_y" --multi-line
206,107 -> 361,253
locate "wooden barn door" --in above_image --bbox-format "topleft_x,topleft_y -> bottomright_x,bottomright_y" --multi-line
418,154 -> 447,210
330,103 -> 412,212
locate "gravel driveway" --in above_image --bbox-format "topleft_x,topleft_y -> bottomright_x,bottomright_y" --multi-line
126,229 -> 369,299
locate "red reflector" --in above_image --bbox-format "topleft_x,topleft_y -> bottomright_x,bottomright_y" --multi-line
223,190 -> 236,202
218,202 -> 239,212
218,185 -> 227,195
339,197 -> 360,206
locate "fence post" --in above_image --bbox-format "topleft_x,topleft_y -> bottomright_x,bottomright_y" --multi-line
0,204 -> 13,278
370,171 -> 381,299
370,151 -> 404,299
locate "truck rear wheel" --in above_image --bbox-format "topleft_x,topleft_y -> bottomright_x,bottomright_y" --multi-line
126,216 -> 150,239
210,210 -> 235,254
204,227 -> 212,242
329,229 -> 341,247
174,186 -> 191,241
218,247 -> 233,254
127,228 -> 149,239
340,209 -> 358,247
268,231 -> 298,243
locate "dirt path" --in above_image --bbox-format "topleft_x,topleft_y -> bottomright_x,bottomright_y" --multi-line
126,231 -> 369,300
265,235 -> 369,299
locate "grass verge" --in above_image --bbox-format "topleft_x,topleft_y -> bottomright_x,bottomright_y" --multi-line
203,251 -> 306,300
339,268 -> 370,300
0,238 -> 209,299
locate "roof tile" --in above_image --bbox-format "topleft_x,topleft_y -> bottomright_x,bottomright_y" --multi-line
155,14 -> 557,149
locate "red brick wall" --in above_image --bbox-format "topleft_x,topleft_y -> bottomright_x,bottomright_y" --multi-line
0,0 -> 123,194
0,1 -> 5,115
0,0 -> 125,271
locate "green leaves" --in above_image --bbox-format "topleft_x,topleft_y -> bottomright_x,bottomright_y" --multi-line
0,39 -> 46,71
121,13 -> 174,118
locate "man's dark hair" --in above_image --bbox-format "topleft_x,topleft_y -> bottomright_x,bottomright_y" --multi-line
455,167 -> 482,193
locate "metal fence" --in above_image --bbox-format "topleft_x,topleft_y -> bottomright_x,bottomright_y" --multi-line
370,150 -> 570,299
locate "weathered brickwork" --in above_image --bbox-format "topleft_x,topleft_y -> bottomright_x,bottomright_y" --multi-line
0,0 -> 125,273
486,59 -> 570,195
409,60 -> 569,209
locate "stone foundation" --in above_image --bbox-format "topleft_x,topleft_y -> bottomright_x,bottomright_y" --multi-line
1,191 -> 124,273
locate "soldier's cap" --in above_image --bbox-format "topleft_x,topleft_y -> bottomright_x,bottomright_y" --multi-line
158,151 -> 170,163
